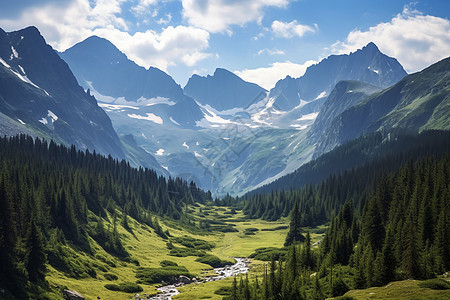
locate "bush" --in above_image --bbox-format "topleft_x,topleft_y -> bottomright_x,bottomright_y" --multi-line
104,284 -> 120,291
104,273 -> 118,281
214,286 -> 232,295
118,282 -> 143,293
244,228 -> 259,235
261,226 -> 288,231
418,279 -> 450,290
105,282 -> 143,293
169,247 -> 206,257
136,266 -> 191,284
245,228 -> 259,232
196,255 -> 234,268
160,260 -> 178,267
249,247 -> 287,261
171,236 -> 215,250
212,226 -> 239,233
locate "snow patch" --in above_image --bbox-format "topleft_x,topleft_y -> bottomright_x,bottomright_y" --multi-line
155,149 -> 165,156
17,119 -> 26,125
0,57 -> 11,68
85,81 -> 116,103
39,110 -> 58,125
182,142 -> 189,149
368,66 -> 380,74
290,124 -> 308,130
194,151 -> 202,157
98,103 -> 139,110
47,110 -> 58,122
315,91 -> 327,100
127,113 -> 163,124
296,112 -> 318,121
0,59 -> 41,89
196,141 -> 200,146
10,46 -> 18,60
162,165 -> 169,171
170,117 -> 180,126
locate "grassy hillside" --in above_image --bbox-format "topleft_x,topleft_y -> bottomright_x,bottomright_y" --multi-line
43,205 -> 295,300
339,279 -> 450,300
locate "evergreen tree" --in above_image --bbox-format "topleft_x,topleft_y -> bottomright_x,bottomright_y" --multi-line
24,216 -> 47,282
285,203 -> 305,246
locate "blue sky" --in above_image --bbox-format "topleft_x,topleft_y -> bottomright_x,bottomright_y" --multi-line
1,0 -> 449,89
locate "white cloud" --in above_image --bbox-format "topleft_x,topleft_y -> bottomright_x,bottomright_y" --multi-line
332,6 -> 450,72
235,60 -> 316,90
156,13 -> 172,25
94,25 -> 210,71
257,48 -> 285,55
181,0 -> 289,33
131,0 -> 158,17
0,0 -> 211,71
271,20 -> 316,38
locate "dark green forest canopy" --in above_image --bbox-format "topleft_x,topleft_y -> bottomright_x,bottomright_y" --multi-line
0,134 -> 211,298
228,153 -> 450,300
242,130 -> 450,225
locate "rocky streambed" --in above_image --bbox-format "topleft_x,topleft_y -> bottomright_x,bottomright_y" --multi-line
145,257 -> 250,300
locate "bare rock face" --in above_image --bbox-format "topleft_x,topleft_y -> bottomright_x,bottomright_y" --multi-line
63,289 -> 85,300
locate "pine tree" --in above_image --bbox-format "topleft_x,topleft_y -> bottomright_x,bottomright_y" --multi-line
24,216 -> 47,282
285,202 -> 305,246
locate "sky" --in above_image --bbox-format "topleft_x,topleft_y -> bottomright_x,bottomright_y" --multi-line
1,0 -> 450,89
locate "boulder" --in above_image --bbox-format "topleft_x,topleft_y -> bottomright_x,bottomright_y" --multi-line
63,289 -> 85,300
178,275 -> 192,284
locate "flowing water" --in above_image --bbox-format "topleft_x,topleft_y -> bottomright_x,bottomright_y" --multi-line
143,257 -> 249,300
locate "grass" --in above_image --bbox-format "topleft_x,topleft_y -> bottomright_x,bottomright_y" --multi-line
340,279 -> 450,299
45,205 -> 296,299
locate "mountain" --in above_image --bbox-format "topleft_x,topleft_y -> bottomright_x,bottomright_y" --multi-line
61,36 -> 205,127
270,42 -> 407,111
60,35 -> 185,102
307,80 -> 382,145
315,56 -> 450,155
184,68 -> 267,111
0,26 -> 124,158
250,130 -> 450,195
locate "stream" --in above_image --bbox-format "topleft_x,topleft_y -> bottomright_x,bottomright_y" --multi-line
144,257 -> 250,300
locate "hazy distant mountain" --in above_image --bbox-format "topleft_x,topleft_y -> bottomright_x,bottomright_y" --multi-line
60,36 -> 185,102
184,68 -> 267,111
314,56 -> 450,156
0,26 -> 124,158
61,35 -> 204,128
270,42 -> 407,111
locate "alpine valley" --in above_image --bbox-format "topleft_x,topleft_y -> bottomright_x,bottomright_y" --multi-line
0,23 -> 449,300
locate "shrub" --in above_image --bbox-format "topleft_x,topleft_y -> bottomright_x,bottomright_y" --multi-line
418,279 -> 450,290
104,273 -> 118,281
261,226 -> 288,231
104,284 -> 120,291
169,247 -> 206,257
245,228 -> 259,232
214,286 -> 232,295
104,282 -> 143,293
118,282 -> 143,293
196,255 -> 234,268
136,266 -> 191,284
160,260 -> 178,267
249,247 -> 287,261
171,236 -> 215,250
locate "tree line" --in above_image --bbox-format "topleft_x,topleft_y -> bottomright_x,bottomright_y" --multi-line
229,153 -> 450,299
241,130 -> 450,226
0,134 -> 211,298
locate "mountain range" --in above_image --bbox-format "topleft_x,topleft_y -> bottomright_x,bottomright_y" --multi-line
0,26 -> 169,176
2,25 -> 449,197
